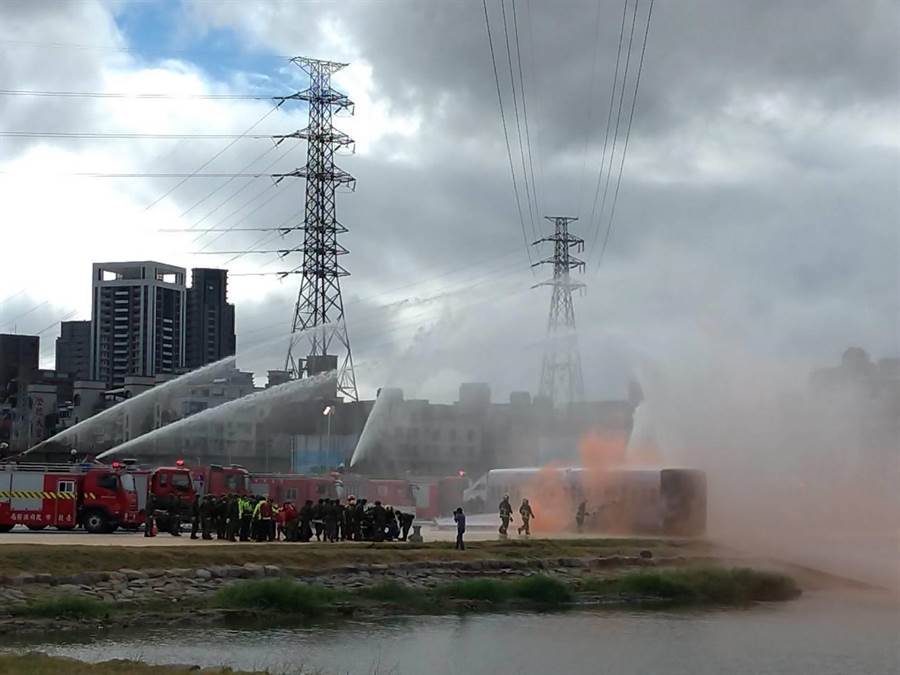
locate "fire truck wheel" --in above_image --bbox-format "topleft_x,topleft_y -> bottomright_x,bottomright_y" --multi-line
0,524 -> 13,533
83,510 -> 110,534
26,525 -> 47,531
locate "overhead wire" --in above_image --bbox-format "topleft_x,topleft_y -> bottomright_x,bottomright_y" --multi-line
585,0 -> 638,262
511,0 -> 541,226
596,0 -> 654,268
0,88 -> 275,100
142,104 -> 281,211
481,0 -> 534,267
576,0 -> 606,217
499,0 -> 537,238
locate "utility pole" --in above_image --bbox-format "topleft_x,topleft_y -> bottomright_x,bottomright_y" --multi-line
275,57 -> 359,401
532,216 -> 585,407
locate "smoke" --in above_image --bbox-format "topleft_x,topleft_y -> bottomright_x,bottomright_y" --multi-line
636,345 -> 900,589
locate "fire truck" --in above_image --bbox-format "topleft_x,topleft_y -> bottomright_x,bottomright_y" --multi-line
0,462 -> 141,533
250,473 -> 339,503
188,463 -> 251,497
121,460 -> 197,531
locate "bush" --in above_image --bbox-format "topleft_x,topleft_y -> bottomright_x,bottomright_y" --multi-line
437,578 -> 513,603
359,581 -> 422,605
14,595 -> 110,619
437,575 -> 573,605
214,579 -> 340,615
597,567 -> 800,605
509,576 -> 573,605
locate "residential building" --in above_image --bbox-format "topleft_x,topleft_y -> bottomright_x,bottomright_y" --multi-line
186,268 -> 236,370
55,320 -> 91,380
0,333 -> 39,406
90,261 -> 186,387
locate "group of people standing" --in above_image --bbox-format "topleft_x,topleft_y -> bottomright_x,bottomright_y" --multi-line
498,495 -> 535,538
189,494 -> 415,543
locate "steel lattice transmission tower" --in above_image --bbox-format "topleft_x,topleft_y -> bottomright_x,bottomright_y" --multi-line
532,216 -> 586,407
276,57 -> 359,401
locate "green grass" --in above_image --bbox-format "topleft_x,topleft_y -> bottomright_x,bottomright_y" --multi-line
13,595 -> 112,619
213,579 -> 342,615
437,575 -> 573,606
0,653 -> 267,674
582,567 -> 801,605
359,581 -> 422,604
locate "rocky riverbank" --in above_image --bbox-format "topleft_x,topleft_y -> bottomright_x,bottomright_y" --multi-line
0,549 -> 805,637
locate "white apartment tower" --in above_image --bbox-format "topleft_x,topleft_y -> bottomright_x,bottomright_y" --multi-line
90,262 -> 187,387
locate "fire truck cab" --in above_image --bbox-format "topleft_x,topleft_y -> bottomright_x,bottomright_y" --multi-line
0,463 -> 140,534
189,464 -> 251,497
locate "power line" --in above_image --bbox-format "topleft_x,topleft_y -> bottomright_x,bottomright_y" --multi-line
0,131 -> 278,139
142,104 -> 281,211
500,0 -> 537,237
0,300 -> 49,330
586,0 -> 638,263
0,88 -> 275,100
511,0 -> 541,224
576,0 -> 606,217
481,0 -> 533,267
597,0 -> 654,268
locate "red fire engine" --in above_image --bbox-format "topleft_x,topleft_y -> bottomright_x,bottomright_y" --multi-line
122,461 -> 196,529
250,473 -> 339,504
0,462 -> 141,533
189,463 -> 251,497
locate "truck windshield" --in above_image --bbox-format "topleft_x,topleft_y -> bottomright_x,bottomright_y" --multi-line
120,474 -> 136,492
172,473 -> 192,492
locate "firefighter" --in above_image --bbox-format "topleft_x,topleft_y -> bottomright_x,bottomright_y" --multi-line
344,496 -> 357,541
253,496 -> 274,542
498,494 -> 513,538
299,499 -> 314,542
312,498 -> 325,541
372,501 -> 387,542
454,507 -> 466,550
215,496 -> 228,540
518,498 -> 535,537
200,495 -> 215,540
190,495 -> 201,540
398,510 -> 415,542
238,495 -> 253,542
576,500 -> 588,533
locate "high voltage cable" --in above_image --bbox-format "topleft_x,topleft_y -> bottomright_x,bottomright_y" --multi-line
183,142 -> 296,235
178,144 -> 279,218
0,89 -> 276,100
481,0 -> 533,267
586,0 -> 638,263
597,0 -> 654,268
576,0 -> 606,217
195,183 -> 287,250
0,300 -> 49,330
511,0 -> 540,225
0,131 -> 278,139
142,104 -> 281,211
500,0 -> 537,238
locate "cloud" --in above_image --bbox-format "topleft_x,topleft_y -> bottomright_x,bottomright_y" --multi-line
0,0 -> 896,404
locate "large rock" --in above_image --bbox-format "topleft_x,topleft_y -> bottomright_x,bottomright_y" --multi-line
263,565 -> 282,577
195,569 -> 213,580
118,569 -> 147,581
241,564 -> 265,578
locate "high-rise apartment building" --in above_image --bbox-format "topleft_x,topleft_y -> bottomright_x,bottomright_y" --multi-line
90,262 -> 186,387
0,334 -> 39,404
55,320 -> 91,380
186,268 -> 236,370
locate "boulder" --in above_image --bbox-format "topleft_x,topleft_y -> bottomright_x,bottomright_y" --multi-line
118,569 -> 147,581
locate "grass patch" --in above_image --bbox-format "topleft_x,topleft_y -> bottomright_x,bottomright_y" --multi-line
359,581 -> 421,604
0,653 -> 266,674
437,575 -> 572,606
583,567 -> 801,605
13,595 -> 112,619
213,579 -> 341,615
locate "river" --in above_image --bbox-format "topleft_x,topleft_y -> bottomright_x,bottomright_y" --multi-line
7,590 -> 899,675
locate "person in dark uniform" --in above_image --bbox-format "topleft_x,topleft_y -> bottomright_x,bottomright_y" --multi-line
518,498 -> 535,536
498,495 -> 512,538
238,495 -> 253,542
190,495 -> 201,540
355,499 -> 367,541
575,500 -> 588,533
200,495 -> 215,540
372,501 -> 387,542
226,494 -> 240,542
454,507 -> 466,550
313,498 -> 325,542
299,499 -> 314,542
397,510 -> 414,542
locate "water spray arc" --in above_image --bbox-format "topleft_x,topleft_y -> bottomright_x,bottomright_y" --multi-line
532,216 -> 585,407
275,57 -> 359,401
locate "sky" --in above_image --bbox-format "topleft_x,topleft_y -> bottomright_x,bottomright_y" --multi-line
0,0 -> 898,402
